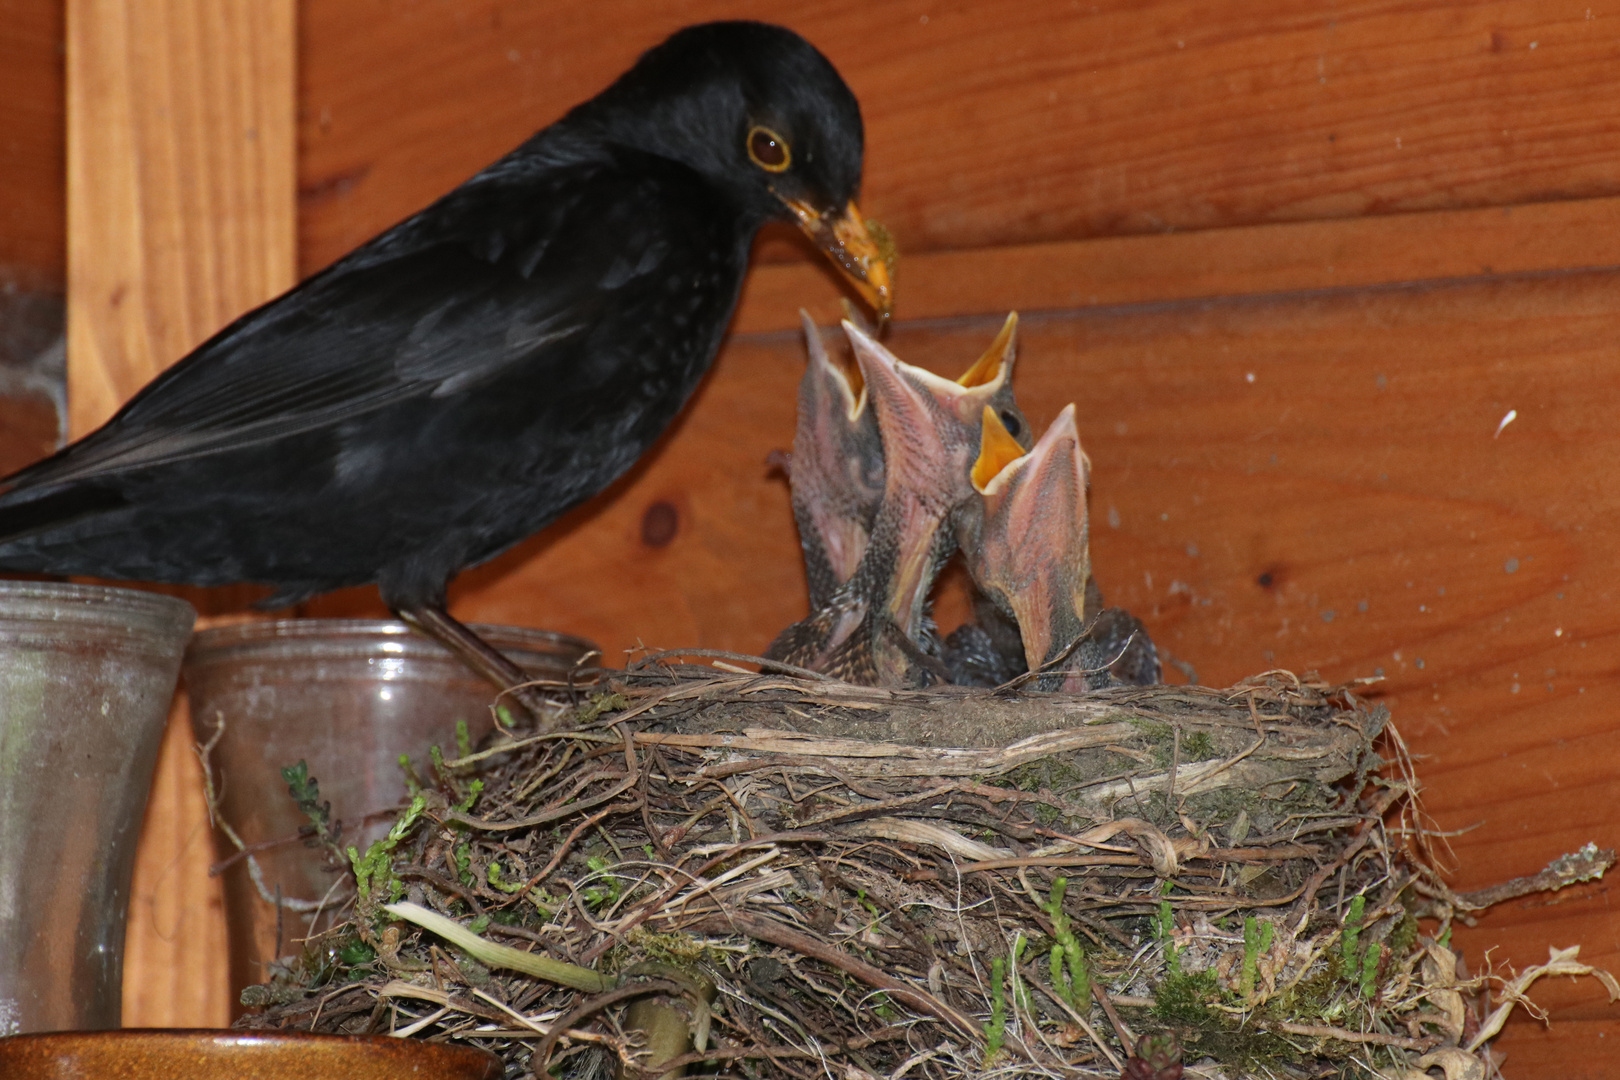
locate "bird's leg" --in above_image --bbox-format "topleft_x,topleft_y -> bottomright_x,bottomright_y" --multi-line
394,604 -> 561,729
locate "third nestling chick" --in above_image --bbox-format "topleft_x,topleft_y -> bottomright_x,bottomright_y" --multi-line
957,405 -> 1160,690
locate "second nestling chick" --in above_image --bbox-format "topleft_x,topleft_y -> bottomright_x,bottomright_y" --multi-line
780,311 -> 1032,611
767,318 -> 1022,684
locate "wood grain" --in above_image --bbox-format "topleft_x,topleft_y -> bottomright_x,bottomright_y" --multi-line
0,0 -> 64,289
67,0 -> 297,435
66,0 -> 298,1027
118,699 -> 229,1029
0,390 -> 61,476
29,0 -> 1620,1065
307,266 -> 1620,1066
20,1 -> 1620,295
734,193 -> 1620,332
298,0 -> 1620,274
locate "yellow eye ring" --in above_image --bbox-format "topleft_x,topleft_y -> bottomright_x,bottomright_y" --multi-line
747,125 -> 791,172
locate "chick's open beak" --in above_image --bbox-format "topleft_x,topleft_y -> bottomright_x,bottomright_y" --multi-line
780,196 -> 894,322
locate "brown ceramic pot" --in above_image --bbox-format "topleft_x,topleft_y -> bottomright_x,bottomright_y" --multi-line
0,1029 -> 504,1079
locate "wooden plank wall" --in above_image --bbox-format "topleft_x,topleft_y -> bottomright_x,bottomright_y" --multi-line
294,0 -> 1620,274
0,1 -> 68,477
12,0 -> 1618,1072
0,0 -> 64,292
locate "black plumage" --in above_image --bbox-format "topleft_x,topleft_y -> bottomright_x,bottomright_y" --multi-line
0,22 -> 890,716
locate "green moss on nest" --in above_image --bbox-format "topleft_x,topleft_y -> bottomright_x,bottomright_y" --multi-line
1006,748 -> 1125,795
1152,967 -> 1220,1025
625,928 -> 714,971
573,690 -> 630,724
1182,730 -> 1216,760
1152,967 -> 1323,1072
1127,719 -> 1221,768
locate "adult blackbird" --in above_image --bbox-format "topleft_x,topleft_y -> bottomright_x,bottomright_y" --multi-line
0,22 -> 890,717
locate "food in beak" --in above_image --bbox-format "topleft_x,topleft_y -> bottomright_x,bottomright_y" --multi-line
780,196 -> 894,321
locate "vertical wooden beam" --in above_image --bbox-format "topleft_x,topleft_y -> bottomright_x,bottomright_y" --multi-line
66,0 -> 296,1026
67,0 -> 296,432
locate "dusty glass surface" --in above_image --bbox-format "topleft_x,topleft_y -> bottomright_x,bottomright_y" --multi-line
0,582 -> 196,1034
183,619 -> 597,1005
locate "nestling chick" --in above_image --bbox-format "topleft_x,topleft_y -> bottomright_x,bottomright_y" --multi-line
767,319 -> 1020,684
959,406 -> 1159,689
780,312 -> 1032,612
784,310 -> 884,610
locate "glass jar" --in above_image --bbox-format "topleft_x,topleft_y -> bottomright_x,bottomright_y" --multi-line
182,619 -> 597,1006
0,581 -> 196,1034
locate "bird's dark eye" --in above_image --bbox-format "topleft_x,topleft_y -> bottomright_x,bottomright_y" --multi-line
999,409 -> 1023,439
747,126 -> 791,172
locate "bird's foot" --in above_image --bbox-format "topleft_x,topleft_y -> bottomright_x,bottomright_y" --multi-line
491,681 -> 569,730
395,603 -> 571,732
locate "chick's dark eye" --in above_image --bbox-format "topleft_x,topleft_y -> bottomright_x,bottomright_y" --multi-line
999,409 -> 1023,439
747,126 -> 791,172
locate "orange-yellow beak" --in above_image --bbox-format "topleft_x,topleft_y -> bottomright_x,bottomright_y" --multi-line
779,196 -> 894,323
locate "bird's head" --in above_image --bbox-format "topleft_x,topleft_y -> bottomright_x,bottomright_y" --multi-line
581,21 -> 892,321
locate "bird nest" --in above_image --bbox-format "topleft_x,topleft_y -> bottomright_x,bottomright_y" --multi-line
234,662 -> 1617,1079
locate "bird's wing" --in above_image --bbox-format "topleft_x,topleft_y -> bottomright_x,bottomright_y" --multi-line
7,153 -> 694,489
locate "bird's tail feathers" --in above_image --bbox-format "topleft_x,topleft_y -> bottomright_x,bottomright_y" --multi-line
0,483 -> 128,551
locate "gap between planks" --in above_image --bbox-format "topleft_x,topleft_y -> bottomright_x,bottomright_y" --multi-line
732,193 -> 1620,335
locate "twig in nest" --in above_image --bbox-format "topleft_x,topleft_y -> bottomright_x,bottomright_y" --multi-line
629,647 -> 835,681
1454,844 -> 1616,910
683,909 -> 1013,1059
1468,945 -> 1620,1052
193,711 -> 336,912
447,772 -> 638,831
1090,981 -> 1135,1058
394,863 -> 486,915
992,611 -> 1112,693
1266,1021 -> 1438,1050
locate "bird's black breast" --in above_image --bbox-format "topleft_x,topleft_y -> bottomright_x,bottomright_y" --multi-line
0,146 -> 754,606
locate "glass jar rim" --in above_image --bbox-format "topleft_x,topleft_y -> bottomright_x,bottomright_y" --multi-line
186,617 -> 598,669
0,579 -> 197,633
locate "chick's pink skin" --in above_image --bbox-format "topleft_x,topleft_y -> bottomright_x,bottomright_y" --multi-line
769,315 -> 1029,687
845,321 -> 1016,642
966,404 -> 1093,690
787,309 -> 884,606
